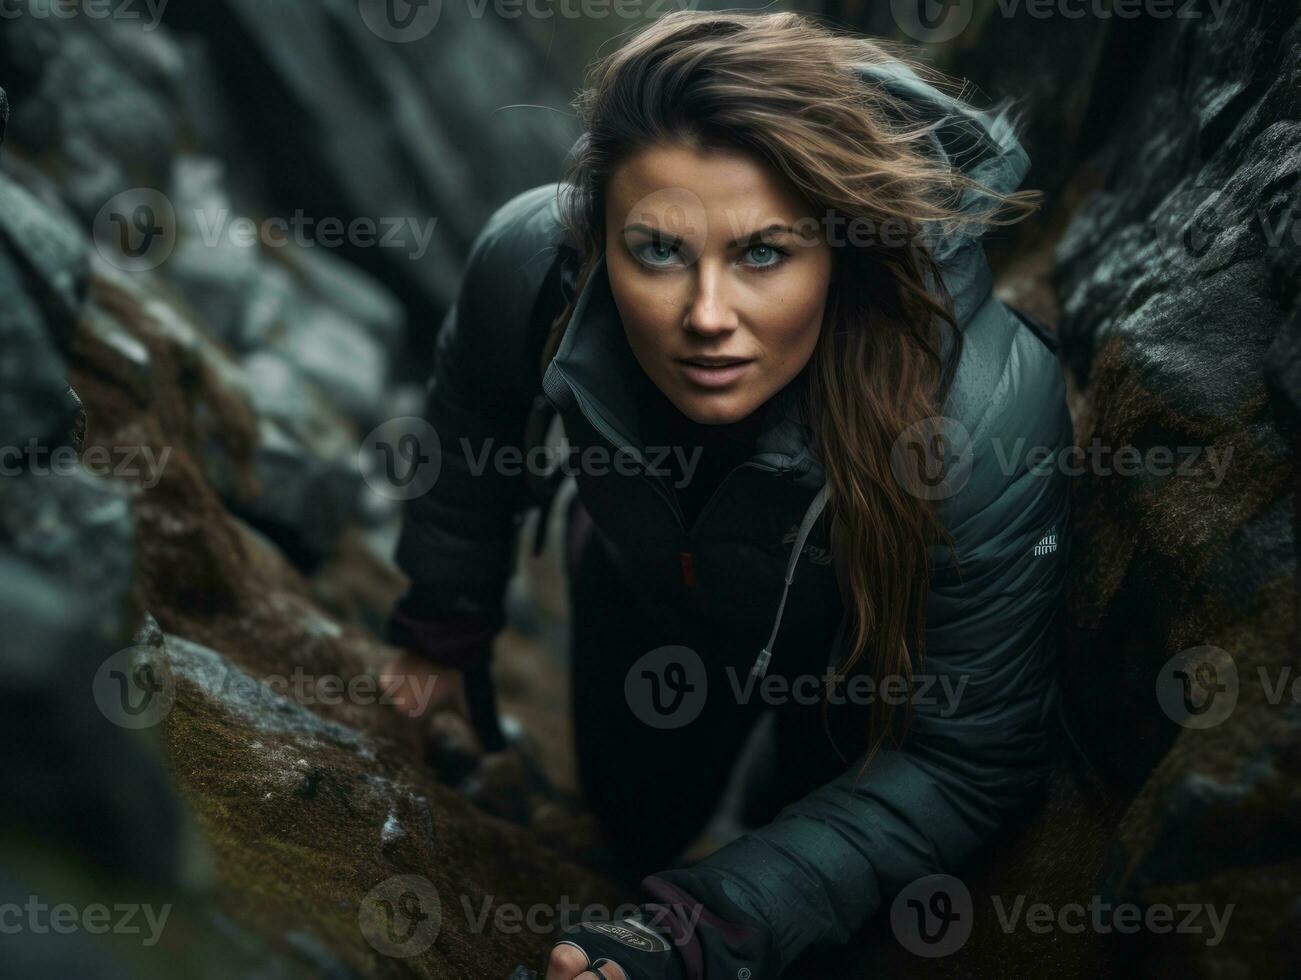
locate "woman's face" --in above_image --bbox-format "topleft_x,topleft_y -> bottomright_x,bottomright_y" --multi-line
604,142 -> 833,426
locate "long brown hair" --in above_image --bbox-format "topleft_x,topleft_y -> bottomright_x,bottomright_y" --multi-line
541,11 -> 1038,766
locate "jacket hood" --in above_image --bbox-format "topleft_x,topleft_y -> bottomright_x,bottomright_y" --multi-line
851,59 -> 1030,325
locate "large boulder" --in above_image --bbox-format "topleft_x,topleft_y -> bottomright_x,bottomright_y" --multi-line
804,2 -> 1300,976
0,5 -> 182,222
158,0 -> 580,357
1050,4 -> 1299,973
0,171 -> 88,448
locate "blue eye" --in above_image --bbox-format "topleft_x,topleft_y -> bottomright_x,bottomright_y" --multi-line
743,242 -> 787,269
634,240 -> 682,268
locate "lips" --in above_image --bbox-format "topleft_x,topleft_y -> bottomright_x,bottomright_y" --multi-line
677,357 -> 755,388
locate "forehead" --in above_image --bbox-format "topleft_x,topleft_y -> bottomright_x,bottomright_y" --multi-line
606,142 -> 812,231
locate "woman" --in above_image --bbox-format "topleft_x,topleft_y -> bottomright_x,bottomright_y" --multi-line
382,11 -> 1072,979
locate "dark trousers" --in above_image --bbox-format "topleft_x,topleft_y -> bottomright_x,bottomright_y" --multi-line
563,495 -> 847,881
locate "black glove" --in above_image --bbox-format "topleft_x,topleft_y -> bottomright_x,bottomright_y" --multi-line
553,910 -> 687,980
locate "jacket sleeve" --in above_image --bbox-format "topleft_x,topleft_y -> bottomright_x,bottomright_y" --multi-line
387,183 -> 568,665
640,309 -> 1073,978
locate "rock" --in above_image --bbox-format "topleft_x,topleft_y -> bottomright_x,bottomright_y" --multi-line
239,350 -> 357,460
0,11 -> 181,223
0,466 -> 135,648
155,628 -> 619,977
0,241 -> 74,450
1053,0 -> 1298,789
165,155 -> 265,350
279,244 -> 405,355
217,417 -> 362,567
0,170 -> 87,352
268,303 -> 389,427
74,303 -> 155,407
0,10 -> 628,979
1044,4 -> 1299,975
160,0 -> 579,352
0,544 -> 185,886
458,751 -> 533,827
380,811 -> 407,854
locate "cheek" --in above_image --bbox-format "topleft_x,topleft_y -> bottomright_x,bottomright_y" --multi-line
748,271 -> 830,365
608,257 -> 681,354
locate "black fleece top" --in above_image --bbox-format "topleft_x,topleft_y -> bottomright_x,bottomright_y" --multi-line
633,366 -> 767,530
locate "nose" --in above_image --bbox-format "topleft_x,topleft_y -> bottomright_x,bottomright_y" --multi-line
683,259 -> 739,336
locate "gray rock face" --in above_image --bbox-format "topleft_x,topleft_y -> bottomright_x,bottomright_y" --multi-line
0,8 -> 615,979
0,501 -> 183,885
159,0 -> 580,349
0,241 -> 74,450
0,158 -> 89,449
1051,1 -> 1298,787
0,467 -> 136,646
0,185 -> 87,346
0,11 -> 181,223
937,3 -> 1300,975
222,417 -> 365,568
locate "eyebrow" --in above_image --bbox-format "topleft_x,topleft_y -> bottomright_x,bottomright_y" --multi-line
622,222 -> 682,243
727,223 -> 800,247
621,221 -> 801,247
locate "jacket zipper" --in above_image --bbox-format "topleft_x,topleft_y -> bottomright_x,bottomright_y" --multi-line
567,382 -> 784,589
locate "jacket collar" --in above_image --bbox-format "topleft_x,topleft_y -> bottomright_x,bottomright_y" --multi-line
543,251 -> 817,478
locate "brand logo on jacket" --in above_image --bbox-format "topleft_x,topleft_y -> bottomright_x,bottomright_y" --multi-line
1033,526 -> 1058,557
580,918 -> 670,953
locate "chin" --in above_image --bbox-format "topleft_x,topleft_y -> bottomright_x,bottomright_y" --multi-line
670,386 -> 764,426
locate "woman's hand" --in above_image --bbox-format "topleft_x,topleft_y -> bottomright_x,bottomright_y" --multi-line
379,651 -> 469,726
546,945 -> 627,980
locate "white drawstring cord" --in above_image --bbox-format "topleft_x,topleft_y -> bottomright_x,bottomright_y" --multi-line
751,484 -> 829,680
